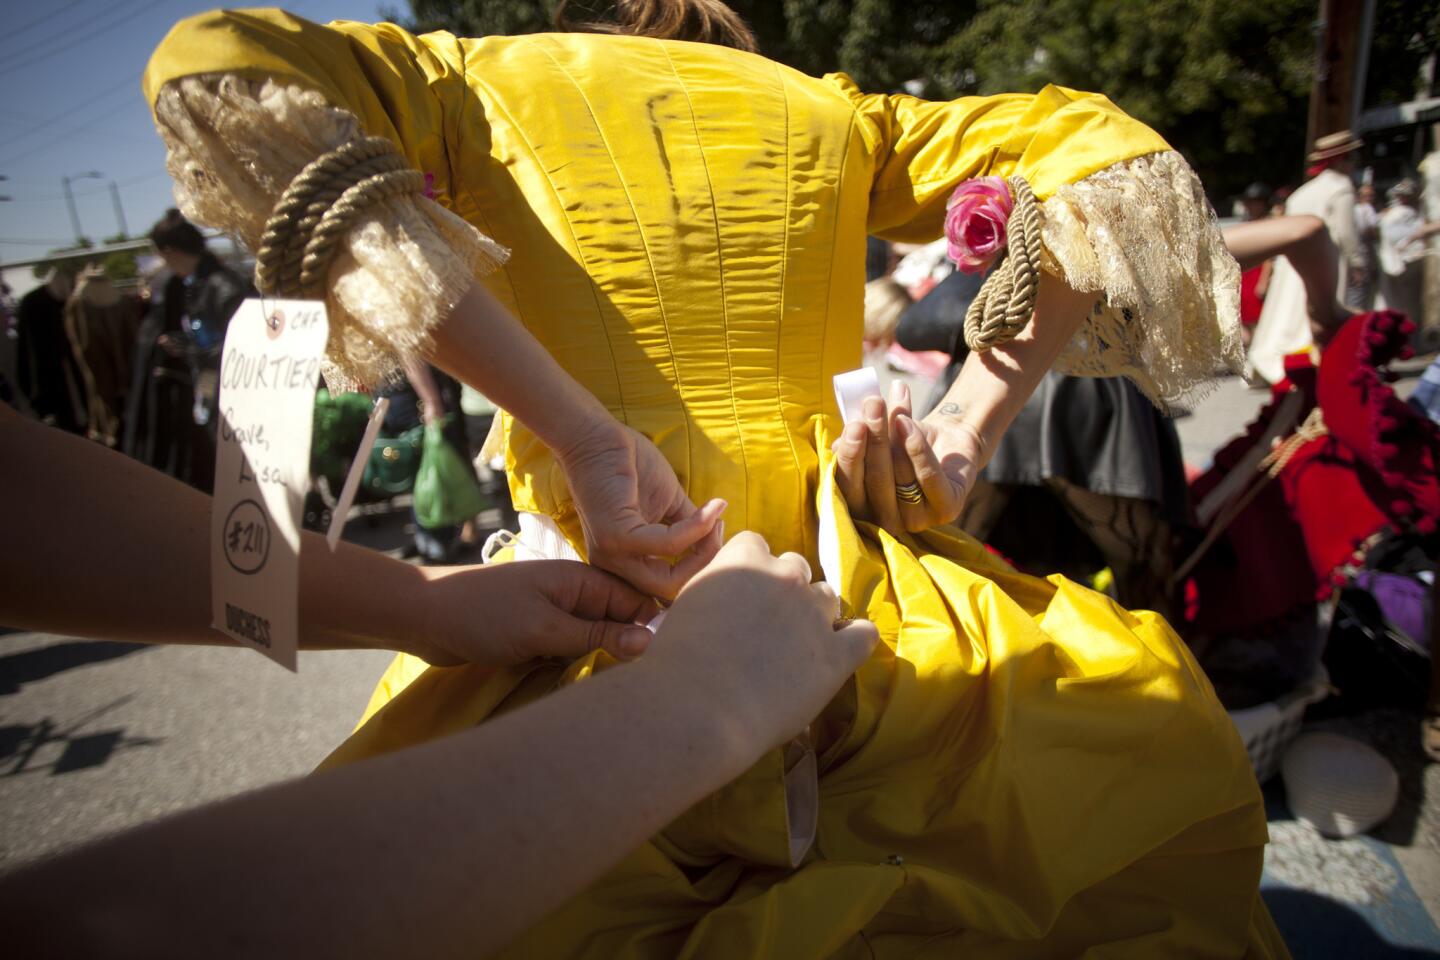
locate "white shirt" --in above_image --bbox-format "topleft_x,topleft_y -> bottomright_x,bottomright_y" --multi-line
1378,203 -> 1425,275
1247,168 -> 1358,384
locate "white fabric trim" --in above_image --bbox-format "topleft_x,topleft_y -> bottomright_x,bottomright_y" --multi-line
480,511 -> 582,564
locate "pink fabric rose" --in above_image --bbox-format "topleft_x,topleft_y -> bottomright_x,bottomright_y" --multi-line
944,176 -> 1013,274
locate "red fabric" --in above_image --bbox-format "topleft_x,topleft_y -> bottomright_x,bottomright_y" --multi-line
1186,312 -> 1440,633
1239,265 -> 1265,326
1316,311 -> 1440,528
1188,381 -> 1325,634
1278,437 -> 1391,595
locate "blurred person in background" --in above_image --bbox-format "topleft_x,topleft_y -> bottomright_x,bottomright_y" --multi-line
65,265 -> 142,447
1351,180 -> 1380,310
1377,178 -> 1440,323
376,359 -> 475,563
15,265 -> 83,432
1249,130 -> 1362,384
1239,182 -> 1273,347
125,210 -> 252,491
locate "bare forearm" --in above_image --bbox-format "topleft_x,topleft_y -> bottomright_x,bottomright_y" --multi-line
0,405 -> 424,653
428,282 -> 615,457
401,356 -> 445,421
927,274 -> 1095,468
1223,216 -> 1345,337
3,655 -> 753,959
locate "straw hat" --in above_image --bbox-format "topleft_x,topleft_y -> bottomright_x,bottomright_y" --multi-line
1308,129 -> 1363,163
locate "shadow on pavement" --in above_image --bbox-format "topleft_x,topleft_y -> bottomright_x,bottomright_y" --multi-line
0,696 -> 163,777
0,640 -> 154,696
1265,889 -> 1440,958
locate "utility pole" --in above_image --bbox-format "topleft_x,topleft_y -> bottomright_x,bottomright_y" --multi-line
109,180 -> 128,238
60,171 -> 104,245
1307,0 -> 1366,151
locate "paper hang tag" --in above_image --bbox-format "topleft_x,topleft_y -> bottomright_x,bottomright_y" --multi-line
832,366 -> 882,426
211,299 -> 329,671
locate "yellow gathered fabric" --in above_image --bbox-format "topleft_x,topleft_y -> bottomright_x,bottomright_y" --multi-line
148,10 -> 1285,956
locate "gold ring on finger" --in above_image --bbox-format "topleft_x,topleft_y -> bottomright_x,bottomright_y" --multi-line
895,480 -> 924,504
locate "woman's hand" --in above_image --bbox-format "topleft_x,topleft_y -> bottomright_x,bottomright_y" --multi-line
648,532 -> 879,751
556,421 -> 726,599
832,380 -> 980,534
415,560 -> 661,667
427,284 -> 721,599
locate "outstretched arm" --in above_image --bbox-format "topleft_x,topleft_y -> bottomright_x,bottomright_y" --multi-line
0,401 -> 657,666
1,534 -> 878,959
1223,214 -> 1350,343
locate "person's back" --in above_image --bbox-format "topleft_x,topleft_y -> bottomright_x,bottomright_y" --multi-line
147,9 -> 1191,559
448,31 -> 863,557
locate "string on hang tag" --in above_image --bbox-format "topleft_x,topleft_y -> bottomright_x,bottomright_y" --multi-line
326,396 -> 390,551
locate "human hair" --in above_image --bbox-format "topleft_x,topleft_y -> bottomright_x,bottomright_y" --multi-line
863,277 -> 910,345
555,0 -> 757,52
148,207 -> 207,255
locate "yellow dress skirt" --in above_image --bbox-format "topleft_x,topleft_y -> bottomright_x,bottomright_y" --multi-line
324,438 -> 1285,959
144,11 -> 1286,955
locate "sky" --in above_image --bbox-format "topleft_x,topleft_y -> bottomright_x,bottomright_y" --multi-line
0,0 -> 389,265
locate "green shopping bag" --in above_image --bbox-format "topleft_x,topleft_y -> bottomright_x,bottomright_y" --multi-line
310,388 -> 374,489
413,418 -> 489,528
364,423 -> 424,496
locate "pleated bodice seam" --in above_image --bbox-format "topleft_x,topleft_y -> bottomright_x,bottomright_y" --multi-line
773,63 -> 811,561
656,40 -> 750,518
526,35 -> 695,480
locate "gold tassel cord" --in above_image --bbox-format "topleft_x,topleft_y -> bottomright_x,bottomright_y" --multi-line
255,137 -> 424,299
962,176 -> 1043,352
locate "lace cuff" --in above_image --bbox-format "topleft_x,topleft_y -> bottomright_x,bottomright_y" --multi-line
1040,151 -> 1242,409
152,76 -> 508,391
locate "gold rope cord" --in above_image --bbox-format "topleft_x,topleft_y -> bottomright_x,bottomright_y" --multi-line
1257,407 -> 1329,478
255,137 -> 425,298
962,176 -> 1043,352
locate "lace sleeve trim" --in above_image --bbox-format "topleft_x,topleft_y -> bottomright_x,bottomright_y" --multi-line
152,75 -> 508,391
1040,151 -> 1242,409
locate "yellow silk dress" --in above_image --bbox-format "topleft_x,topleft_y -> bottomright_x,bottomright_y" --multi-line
147,10 -> 1287,957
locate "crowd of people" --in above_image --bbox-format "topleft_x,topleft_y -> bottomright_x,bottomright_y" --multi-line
1,0 -> 1439,956
0,211 -> 249,491
1,207 -> 510,563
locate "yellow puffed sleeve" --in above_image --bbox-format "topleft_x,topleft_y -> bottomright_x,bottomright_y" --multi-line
143,8 -> 458,178
832,76 -> 1170,240
832,75 -> 1241,408
143,9 -> 506,390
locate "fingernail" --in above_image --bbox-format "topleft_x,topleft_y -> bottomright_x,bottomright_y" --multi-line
619,627 -> 651,658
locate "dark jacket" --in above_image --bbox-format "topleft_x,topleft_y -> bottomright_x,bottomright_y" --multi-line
123,254 -> 253,489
